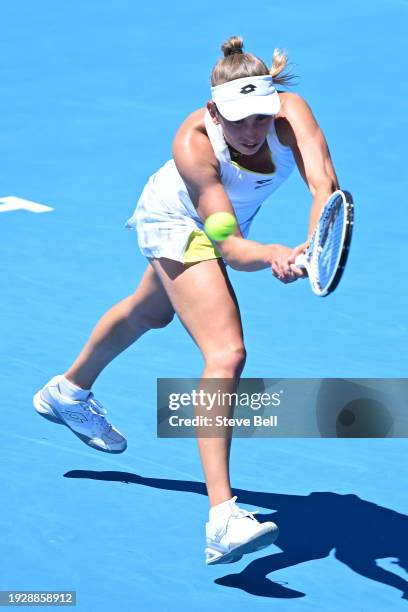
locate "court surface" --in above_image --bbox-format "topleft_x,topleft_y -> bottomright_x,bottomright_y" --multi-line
1,1 -> 407,610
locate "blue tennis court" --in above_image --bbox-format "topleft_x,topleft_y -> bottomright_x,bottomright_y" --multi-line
1,0 -> 407,610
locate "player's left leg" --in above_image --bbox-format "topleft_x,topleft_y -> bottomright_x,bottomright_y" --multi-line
149,256 -> 279,564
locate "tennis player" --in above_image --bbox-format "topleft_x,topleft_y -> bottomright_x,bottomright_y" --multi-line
33,36 -> 339,565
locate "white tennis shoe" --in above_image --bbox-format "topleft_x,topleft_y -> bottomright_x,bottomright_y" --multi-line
33,375 -> 127,453
205,497 -> 278,565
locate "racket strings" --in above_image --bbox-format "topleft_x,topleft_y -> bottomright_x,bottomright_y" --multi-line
316,199 -> 345,289
300,190 -> 352,296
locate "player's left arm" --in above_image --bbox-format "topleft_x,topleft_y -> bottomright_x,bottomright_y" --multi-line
277,92 -> 340,238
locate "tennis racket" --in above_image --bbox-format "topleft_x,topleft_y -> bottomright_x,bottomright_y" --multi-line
295,190 -> 354,297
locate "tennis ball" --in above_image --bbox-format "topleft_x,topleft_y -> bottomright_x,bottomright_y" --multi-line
204,212 -> 237,241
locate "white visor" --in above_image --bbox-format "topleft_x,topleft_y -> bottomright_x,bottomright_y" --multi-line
211,75 -> 280,121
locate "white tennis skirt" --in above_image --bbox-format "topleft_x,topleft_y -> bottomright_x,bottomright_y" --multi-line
125,174 -> 254,262
125,177 -> 201,262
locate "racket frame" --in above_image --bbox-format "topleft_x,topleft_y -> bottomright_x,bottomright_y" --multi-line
297,190 -> 354,297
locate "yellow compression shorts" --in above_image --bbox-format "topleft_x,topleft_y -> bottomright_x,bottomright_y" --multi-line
182,229 -> 222,264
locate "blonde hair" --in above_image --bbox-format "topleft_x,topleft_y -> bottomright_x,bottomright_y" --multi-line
211,35 -> 297,88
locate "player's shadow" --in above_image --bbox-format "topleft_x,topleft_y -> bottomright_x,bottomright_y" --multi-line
64,470 -> 408,600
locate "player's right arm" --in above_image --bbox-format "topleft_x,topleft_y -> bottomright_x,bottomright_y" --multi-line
173,111 -> 302,278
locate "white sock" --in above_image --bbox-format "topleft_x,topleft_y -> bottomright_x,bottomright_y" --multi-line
58,376 -> 91,401
209,497 -> 237,523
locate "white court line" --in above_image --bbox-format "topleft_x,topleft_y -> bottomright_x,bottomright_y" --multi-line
0,196 -> 53,213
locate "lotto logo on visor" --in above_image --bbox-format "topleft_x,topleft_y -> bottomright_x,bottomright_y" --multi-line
211,75 -> 280,121
240,84 -> 257,94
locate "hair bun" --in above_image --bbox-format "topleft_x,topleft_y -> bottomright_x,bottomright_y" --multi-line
221,35 -> 244,57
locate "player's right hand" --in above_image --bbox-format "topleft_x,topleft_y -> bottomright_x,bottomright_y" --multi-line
270,244 -> 308,283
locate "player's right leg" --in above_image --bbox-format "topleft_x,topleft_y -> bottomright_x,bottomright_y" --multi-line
33,265 -> 175,452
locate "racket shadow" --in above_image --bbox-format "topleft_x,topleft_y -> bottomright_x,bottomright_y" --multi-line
64,470 -> 408,600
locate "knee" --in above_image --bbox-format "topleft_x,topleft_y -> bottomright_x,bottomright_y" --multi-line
205,343 -> 247,377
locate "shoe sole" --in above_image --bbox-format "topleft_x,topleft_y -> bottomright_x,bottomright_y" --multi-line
33,391 -> 127,454
206,526 -> 279,566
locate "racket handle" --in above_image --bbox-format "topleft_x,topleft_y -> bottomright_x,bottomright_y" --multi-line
294,254 -> 307,269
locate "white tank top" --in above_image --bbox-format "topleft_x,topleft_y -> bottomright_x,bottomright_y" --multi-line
202,111 -> 296,235
125,110 -> 296,260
